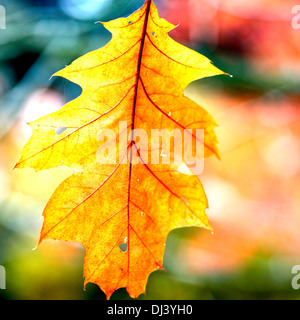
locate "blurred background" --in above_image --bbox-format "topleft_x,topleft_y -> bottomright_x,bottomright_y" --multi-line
0,0 -> 300,300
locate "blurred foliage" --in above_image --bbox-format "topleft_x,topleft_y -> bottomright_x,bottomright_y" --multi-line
0,0 -> 300,300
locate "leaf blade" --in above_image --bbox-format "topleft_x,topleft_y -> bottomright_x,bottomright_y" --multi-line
15,0 -> 224,299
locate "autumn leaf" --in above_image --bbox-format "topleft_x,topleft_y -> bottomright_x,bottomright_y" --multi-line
14,0 -> 225,299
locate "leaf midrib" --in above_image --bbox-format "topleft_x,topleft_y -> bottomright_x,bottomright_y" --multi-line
126,0 -> 152,285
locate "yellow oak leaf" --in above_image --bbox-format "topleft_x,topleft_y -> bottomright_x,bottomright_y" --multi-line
14,0 -> 225,299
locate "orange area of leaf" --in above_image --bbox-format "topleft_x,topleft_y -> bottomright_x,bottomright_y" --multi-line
14,0 -> 224,299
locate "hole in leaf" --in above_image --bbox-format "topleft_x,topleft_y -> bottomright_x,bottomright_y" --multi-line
128,21 -> 132,24
152,32 -> 155,36
119,243 -> 128,252
55,127 -> 67,135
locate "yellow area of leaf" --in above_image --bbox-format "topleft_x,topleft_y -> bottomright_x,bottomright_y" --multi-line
14,0 -> 225,299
